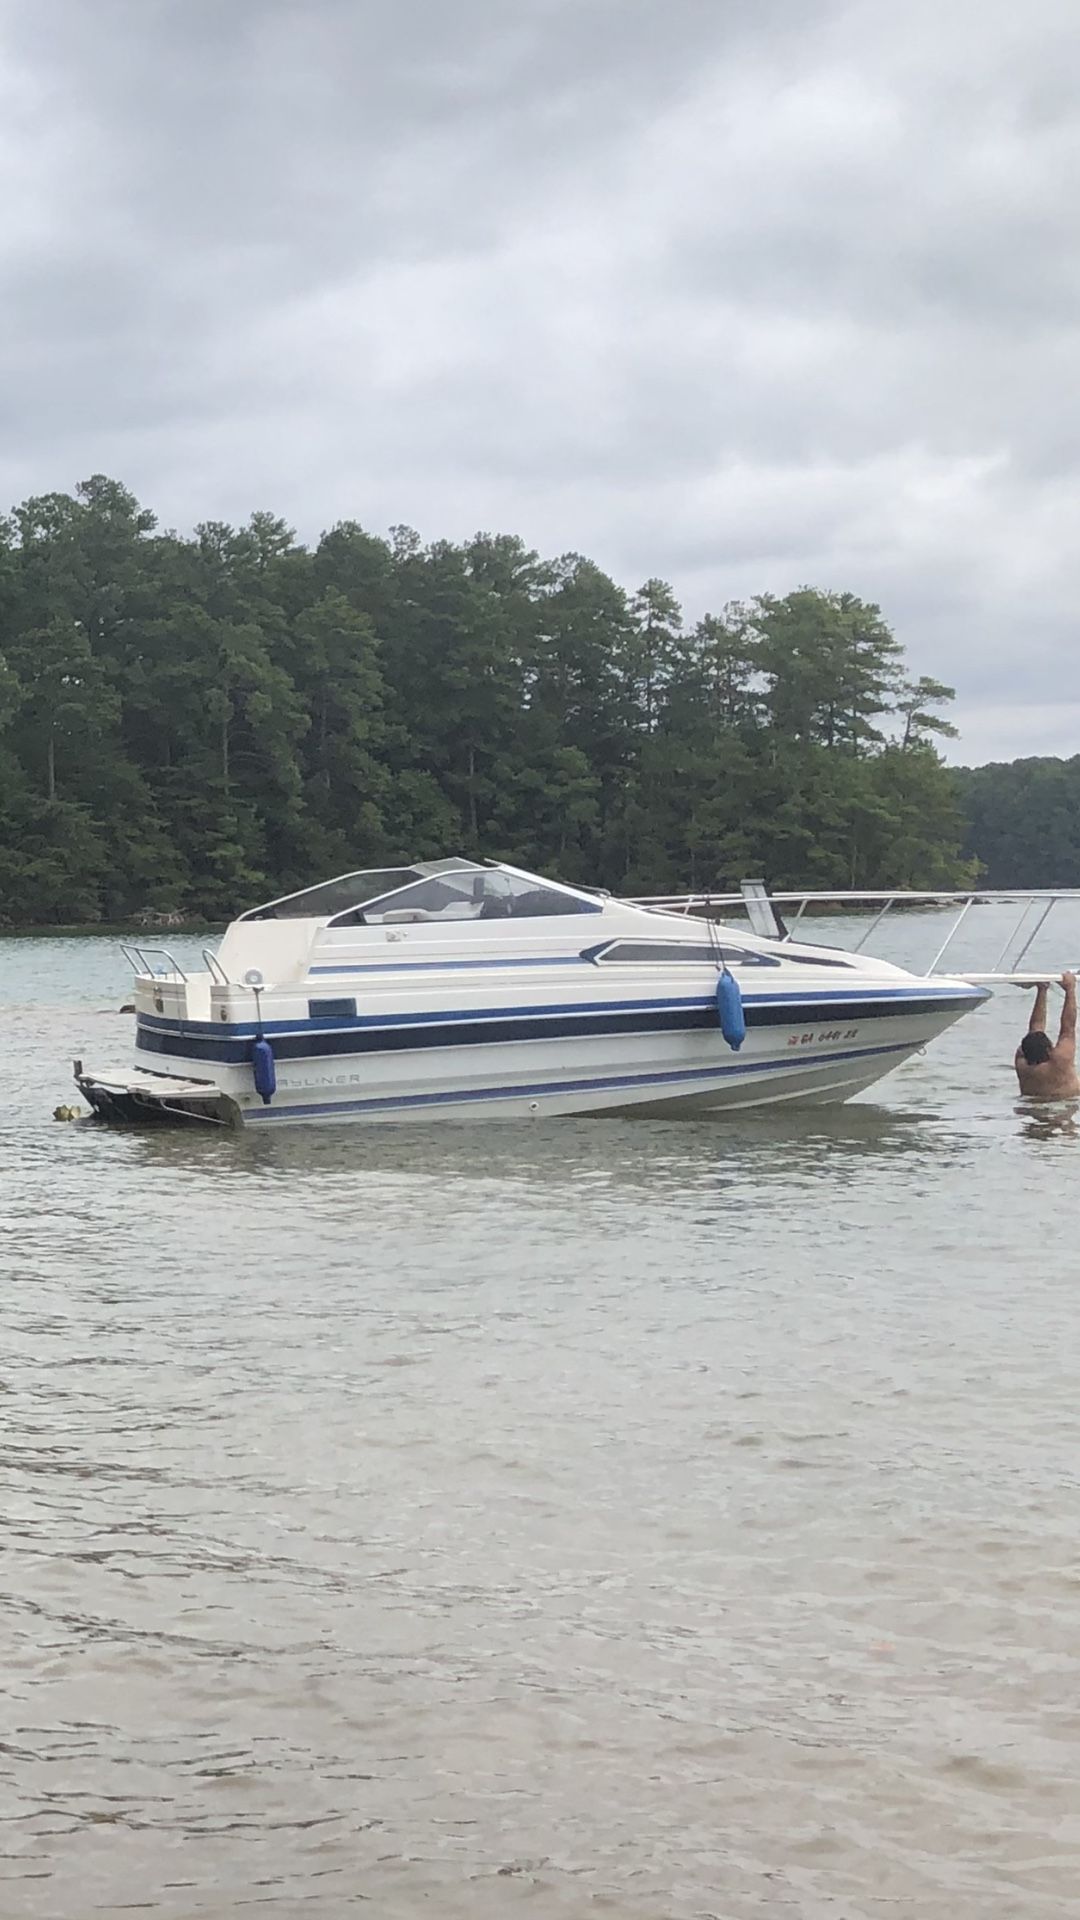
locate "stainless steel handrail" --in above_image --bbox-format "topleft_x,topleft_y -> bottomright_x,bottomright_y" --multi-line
625,886 -> 1080,979
631,888 -> 1080,908
119,943 -> 188,980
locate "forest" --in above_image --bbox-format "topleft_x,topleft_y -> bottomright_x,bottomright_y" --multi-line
953,757 -> 1080,889
0,474 -> 1003,926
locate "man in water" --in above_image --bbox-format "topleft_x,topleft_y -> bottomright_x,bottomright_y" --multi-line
1015,971 -> 1079,1098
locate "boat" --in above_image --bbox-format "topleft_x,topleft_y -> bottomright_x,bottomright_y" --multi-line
73,857 -> 990,1127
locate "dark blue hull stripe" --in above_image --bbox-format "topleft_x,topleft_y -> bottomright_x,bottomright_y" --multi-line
134,991 -> 976,1067
138,986 -> 980,1040
243,1039 -> 913,1123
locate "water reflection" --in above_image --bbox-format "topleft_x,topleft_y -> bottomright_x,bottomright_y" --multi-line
90,1098 -> 977,1199
1015,1098 -> 1080,1144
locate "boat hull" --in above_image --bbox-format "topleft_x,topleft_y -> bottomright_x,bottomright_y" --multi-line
76,990 -> 980,1127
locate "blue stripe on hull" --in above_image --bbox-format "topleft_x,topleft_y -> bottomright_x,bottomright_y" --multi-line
137,984 -> 981,1039
244,1039 -> 913,1123
135,986 -> 985,1066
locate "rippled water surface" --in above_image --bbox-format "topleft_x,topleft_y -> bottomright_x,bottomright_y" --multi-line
2,914 -> 1079,1918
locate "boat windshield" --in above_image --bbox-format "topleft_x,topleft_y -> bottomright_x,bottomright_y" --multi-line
239,869 -> 421,921
329,868 -> 602,927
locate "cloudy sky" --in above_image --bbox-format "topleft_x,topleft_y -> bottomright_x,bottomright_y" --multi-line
1,0 -> 1078,764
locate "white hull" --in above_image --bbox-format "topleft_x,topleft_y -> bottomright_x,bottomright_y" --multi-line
248,1050 -> 914,1124
238,1014 -> 946,1126
80,1003 -> 965,1128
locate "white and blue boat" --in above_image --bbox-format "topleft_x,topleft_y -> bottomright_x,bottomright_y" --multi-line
74,857 -> 988,1127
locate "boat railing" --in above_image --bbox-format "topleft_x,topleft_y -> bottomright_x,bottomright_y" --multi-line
119,943 -> 235,986
626,884 -> 1080,981
202,947 -> 232,987
119,942 -> 189,981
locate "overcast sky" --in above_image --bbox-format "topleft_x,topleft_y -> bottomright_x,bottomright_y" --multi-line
1,0 -> 1078,764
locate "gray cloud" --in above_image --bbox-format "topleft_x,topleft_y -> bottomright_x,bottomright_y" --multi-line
1,0 -> 1079,762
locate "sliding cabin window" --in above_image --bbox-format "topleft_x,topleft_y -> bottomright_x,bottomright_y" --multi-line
585,940 -> 780,967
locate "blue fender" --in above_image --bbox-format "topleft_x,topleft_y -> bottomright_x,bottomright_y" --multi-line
716,969 -> 746,1051
252,1035 -> 277,1104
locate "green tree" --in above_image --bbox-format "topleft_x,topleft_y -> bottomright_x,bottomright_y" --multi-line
0,473 -> 981,920
895,674 -> 959,748
955,756 -> 1080,888
9,618 -> 119,802
755,588 -> 904,753
625,578 -> 683,733
290,589 -> 389,868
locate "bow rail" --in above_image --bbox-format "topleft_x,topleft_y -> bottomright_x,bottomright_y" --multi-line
626,883 -> 1080,983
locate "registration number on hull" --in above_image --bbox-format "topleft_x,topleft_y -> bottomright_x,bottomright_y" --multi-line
788,1027 -> 859,1047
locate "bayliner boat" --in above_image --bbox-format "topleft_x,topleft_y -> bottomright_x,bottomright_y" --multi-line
74,858 -> 988,1127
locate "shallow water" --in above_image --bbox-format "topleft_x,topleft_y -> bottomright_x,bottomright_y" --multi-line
2,914 -> 1079,1918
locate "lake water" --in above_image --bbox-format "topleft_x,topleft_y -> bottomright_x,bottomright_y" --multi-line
2,913 -> 1079,1919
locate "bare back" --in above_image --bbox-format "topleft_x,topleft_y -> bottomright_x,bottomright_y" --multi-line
1015,975 -> 1079,1099
1014,1046 -> 1080,1099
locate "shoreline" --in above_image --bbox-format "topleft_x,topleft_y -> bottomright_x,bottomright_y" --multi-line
0,922 -> 226,938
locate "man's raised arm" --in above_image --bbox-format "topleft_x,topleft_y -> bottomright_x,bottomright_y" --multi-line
1057,971 -> 1077,1051
1030,983 -> 1050,1033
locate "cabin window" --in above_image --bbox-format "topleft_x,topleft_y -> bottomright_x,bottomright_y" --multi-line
330,869 -> 601,927
583,939 -> 854,968
585,940 -> 780,967
308,997 -> 358,1020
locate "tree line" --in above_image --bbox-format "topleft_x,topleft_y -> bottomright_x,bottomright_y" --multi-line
953,758 -> 1080,889
0,475 -> 979,926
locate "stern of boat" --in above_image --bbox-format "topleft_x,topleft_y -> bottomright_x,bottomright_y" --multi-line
74,1060 -> 241,1128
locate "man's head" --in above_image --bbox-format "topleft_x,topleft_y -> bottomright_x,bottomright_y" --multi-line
1021,1029 -> 1054,1066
